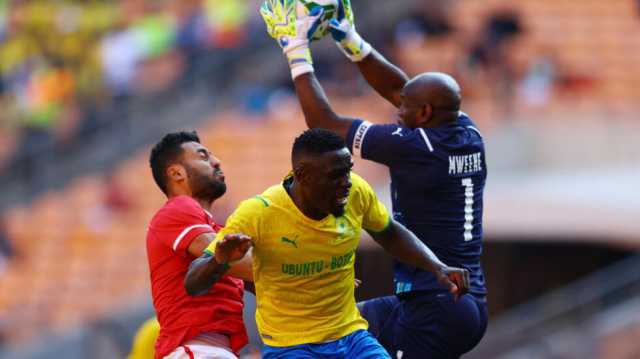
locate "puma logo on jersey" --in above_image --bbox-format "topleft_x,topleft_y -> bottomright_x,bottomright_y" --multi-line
281,236 -> 298,248
391,128 -> 403,137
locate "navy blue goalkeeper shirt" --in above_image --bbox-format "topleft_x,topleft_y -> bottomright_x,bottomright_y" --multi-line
346,112 -> 487,297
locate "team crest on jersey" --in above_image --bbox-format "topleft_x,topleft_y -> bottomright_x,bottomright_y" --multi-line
335,219 -> 354,243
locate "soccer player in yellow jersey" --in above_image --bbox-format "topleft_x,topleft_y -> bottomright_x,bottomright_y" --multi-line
185,129 -> 469,359
127,317 -> 160,359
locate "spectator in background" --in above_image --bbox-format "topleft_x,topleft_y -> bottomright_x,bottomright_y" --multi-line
83,172 -> 135,235
203,0 -> 250,48
0,214 -> 16,276
394,0 -> 455,44
173,0 -> 210,80
100,24 -> 146,100
0,0 -> 7,41
101,1 -> 178,99
461,9 -> 523,120
103,172 -> 133,215
0,0 -> 260,186
468,9 -> 522,69
519,49 -> 558,109
5,57 -> 76,183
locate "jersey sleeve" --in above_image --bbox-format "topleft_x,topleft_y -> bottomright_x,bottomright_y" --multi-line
204,196 -> 266,256
154,196 -> 215,257
346,120 -> 411,166
351,173 -> 391,233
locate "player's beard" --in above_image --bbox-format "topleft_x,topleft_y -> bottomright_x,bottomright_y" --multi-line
329,199 -> 346,217
185,164 -> 227,203
330,203 -> 346,217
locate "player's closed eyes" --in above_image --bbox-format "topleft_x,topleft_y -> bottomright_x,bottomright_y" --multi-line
198,150 -> 210,161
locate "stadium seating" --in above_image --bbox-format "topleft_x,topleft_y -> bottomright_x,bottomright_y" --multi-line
395,0 -> 639,128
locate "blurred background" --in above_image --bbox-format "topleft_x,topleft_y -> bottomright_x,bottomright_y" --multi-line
0,0 -> 639,358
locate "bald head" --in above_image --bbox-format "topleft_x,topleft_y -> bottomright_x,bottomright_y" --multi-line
403,72 -> 461,118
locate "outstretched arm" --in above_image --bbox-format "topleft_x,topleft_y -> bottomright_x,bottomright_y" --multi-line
185,254 -> 232,296
184,233 -> 252,296
356,50 -> 408,108
260,0 -> 357,139
368,220 -> 470,298
293,73 -> 356,139
292,50 -> 407,137
329,0 -> 409,108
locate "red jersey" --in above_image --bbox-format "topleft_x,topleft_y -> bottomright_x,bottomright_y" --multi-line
146,195 -> 246,358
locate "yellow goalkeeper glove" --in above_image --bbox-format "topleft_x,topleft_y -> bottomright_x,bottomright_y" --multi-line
260,0 -> 326,79
328,0 -> 372,62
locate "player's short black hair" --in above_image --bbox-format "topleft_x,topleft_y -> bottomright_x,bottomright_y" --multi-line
149,131 -> 200,194
291,128 -> 346,161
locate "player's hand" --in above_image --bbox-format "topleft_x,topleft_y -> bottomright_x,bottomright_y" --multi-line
260,0 -> 324,78
435,266 -> 470,300
354,278 -> 362,288
214,233 -> 252,265
328,0 -> 371,62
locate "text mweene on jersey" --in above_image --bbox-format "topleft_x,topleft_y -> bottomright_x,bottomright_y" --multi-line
448,152 -> 483,175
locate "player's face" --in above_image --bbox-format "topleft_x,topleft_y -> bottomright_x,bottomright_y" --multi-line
305,148 -> 353,217
181,142 -> 227,201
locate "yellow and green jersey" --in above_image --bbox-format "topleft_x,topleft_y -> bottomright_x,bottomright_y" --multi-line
127,317 -> 159,359
206,172 -> 390,347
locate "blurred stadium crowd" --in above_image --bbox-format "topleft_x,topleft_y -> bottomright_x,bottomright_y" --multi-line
0,0 -> 264,178
0,0 -> 639,358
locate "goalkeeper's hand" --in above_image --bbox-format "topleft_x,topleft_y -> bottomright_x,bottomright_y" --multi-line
260,0 -> 325,79
328,0 -> 372,62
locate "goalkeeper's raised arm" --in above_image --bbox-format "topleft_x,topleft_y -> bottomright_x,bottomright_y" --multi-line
260,0 -> 356,138
328,0 -> 409,108
260,0 -> 410,138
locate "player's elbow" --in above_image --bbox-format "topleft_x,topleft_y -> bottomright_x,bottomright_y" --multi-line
305,116 -> 351,140
304,113 -> 334,130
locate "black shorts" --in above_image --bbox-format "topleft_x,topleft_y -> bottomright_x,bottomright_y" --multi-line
358,292 -> 488,359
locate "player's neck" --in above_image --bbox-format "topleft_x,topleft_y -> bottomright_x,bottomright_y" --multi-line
423,113 -> 457,128
193,197 -> 214,212
168,189 -> 213,212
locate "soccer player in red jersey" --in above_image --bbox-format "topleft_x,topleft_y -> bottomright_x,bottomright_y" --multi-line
147,131 -> 252,359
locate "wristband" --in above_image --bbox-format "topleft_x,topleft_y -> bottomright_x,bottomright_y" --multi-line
212,256 -> 231,272
286,46 -> 314,79
338,33 -> 372,62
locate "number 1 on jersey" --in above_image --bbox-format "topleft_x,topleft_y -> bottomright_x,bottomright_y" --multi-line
462,178 -> 474,241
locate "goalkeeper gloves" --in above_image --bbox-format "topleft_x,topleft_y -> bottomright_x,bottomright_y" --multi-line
328,0 -> 372,62
260,0 -> 325,79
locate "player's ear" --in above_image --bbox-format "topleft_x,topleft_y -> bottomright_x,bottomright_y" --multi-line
418,103 -> 432,126
167,163 -> 186,183
293,164 -> 306,182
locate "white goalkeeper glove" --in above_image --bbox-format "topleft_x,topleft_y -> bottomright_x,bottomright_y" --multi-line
328,0 -> 372,62
260,0 -> 325,79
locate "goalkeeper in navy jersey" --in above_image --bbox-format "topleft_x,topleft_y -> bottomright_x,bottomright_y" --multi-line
261,1 -> 487,358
